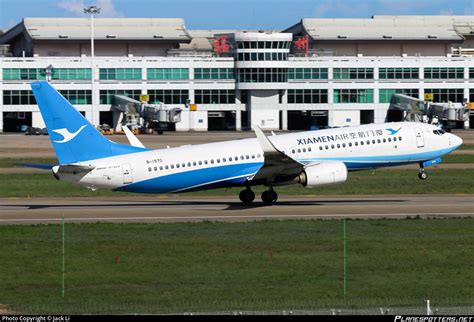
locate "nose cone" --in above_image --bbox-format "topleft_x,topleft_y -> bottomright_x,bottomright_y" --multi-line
451,133 -> 463,148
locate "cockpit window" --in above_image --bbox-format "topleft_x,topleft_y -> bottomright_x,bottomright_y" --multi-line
433,129 -> 446,135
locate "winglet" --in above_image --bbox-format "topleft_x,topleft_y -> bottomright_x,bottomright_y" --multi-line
253,124 -> 280,154
122,125 -> 146,148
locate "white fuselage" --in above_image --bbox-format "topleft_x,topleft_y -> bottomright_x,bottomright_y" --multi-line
56,122 -> 463,194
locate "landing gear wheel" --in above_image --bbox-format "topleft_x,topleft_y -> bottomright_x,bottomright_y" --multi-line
418,171 -> 428,180
239,188 -> 255,204
261,189 -> 278,204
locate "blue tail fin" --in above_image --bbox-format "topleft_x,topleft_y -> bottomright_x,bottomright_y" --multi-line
31,81 -> 147,164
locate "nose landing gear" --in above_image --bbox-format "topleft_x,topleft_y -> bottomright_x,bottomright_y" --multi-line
418,167 -> 428,180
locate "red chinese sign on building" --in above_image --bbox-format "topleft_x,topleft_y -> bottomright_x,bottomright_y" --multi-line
214,36 -> 229,54
293,34 -> 309,56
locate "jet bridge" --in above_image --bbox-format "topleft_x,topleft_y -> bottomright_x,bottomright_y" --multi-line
387,94 -> 470,130
111,95 -> 182,134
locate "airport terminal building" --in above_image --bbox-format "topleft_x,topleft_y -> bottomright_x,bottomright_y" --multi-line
0,15 -> 473,132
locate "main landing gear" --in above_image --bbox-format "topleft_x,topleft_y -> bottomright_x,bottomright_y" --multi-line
238,187 -> 278,204
239,188 -> 255,204
418,166 -> 428,180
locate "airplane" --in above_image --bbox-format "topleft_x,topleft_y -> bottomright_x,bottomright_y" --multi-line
29,81 -> 463,204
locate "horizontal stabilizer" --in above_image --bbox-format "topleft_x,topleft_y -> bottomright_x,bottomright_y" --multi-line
122,125 -> 146,148
17,163 -> 55,170
53,163 -> 95,174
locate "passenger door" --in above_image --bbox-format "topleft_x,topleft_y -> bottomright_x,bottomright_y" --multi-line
414,128 -> 424,148
122,164 -> 133,184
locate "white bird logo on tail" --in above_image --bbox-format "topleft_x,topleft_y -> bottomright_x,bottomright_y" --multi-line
52,125 -> 87,143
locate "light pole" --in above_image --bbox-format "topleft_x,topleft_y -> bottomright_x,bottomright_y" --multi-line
84,5 -> 100,125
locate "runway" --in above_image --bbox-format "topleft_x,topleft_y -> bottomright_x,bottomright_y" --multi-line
0,194 -> 473,224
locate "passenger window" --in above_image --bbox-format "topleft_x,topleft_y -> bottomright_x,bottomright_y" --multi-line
331,144 -> 335,149
148,167 -> 152,172
181,163 -> 185,168
361,141 -> 364,146
198,161 -> 202,165
377,139 -> 381,144
217,159 -> 220,163
187,162 -> 191,167
159,166 -> 163,170
319,146 -> 323,150
291,149 -> 295,154
308,147 -> 312,152
297,149 -> 301,153
211,159 -> 214,164
383,138 -> 386,143
251,155 -> 255,159
342,143 -> 346,148
228,157 -> 232,161
171,165 -> 174,169
223,157 -> 227,162
393,137 -> 397,142
349,142 -> 352,147
399,136 -> 402,141
165,165 -> 169,170
204,160 -> 208,165
302,148 -> 306,153
193,161 -> 197,166
246,155 -> 250,159
176,164 -> 180,168
388,138 -> 392,142
336,144 -> 340,148
257,154 -> 261,158
372,139 -> 376,144
355,142 -> 358,146
325,145 -> 329,150
240,156 -> 244,160
366,140 -> 370,145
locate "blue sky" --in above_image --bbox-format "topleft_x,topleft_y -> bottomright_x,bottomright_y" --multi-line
0,0 -> 473,31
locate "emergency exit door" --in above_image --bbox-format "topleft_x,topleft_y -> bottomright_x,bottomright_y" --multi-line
122,164 -> 133,184
415,128 -> 424,148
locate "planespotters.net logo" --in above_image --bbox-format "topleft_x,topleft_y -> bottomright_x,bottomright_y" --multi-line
395,316 -> 474,322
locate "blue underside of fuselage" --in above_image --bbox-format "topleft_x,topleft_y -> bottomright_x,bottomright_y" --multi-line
113,146 -> 459,194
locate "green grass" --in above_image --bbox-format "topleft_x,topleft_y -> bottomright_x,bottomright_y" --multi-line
0,219 -> 473,314
0,169 -> 473,198
0,158 -> 57,168
442,154 -> 474,164
458,144 -> 474,151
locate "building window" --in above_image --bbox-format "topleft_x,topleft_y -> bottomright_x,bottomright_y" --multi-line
238,68 -> 288,83
333,68 -> 374,80
195,90 -> 235,104
288,89 -> 328,104
59,90 -> 92,104
379,68 -> 419,79
51,68 -> 92,80
425,89 -> 464,103
470,68 -> 474,79
334,89 -> 374,103
424,68 -> 464,79
236,52 -> 288,61
99,68 -> 141,80
148,89 -> 189,104
379,89 -> 419,103
99,90 -> 142,104
147,68 -> 189,80
194,68 -> 234,80
3,68 -> 46,81
288,68 -> 328,80
3,90 -> 37,105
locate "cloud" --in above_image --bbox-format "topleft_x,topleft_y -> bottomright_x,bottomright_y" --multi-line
56,0 -> 124,17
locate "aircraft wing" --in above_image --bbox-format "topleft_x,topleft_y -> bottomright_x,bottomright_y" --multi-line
251,126 -> 304,182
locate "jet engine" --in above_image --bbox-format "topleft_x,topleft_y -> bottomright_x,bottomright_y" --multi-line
297,161 -> 348,187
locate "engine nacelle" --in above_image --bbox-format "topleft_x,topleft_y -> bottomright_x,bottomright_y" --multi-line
298,161 -> 348,188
